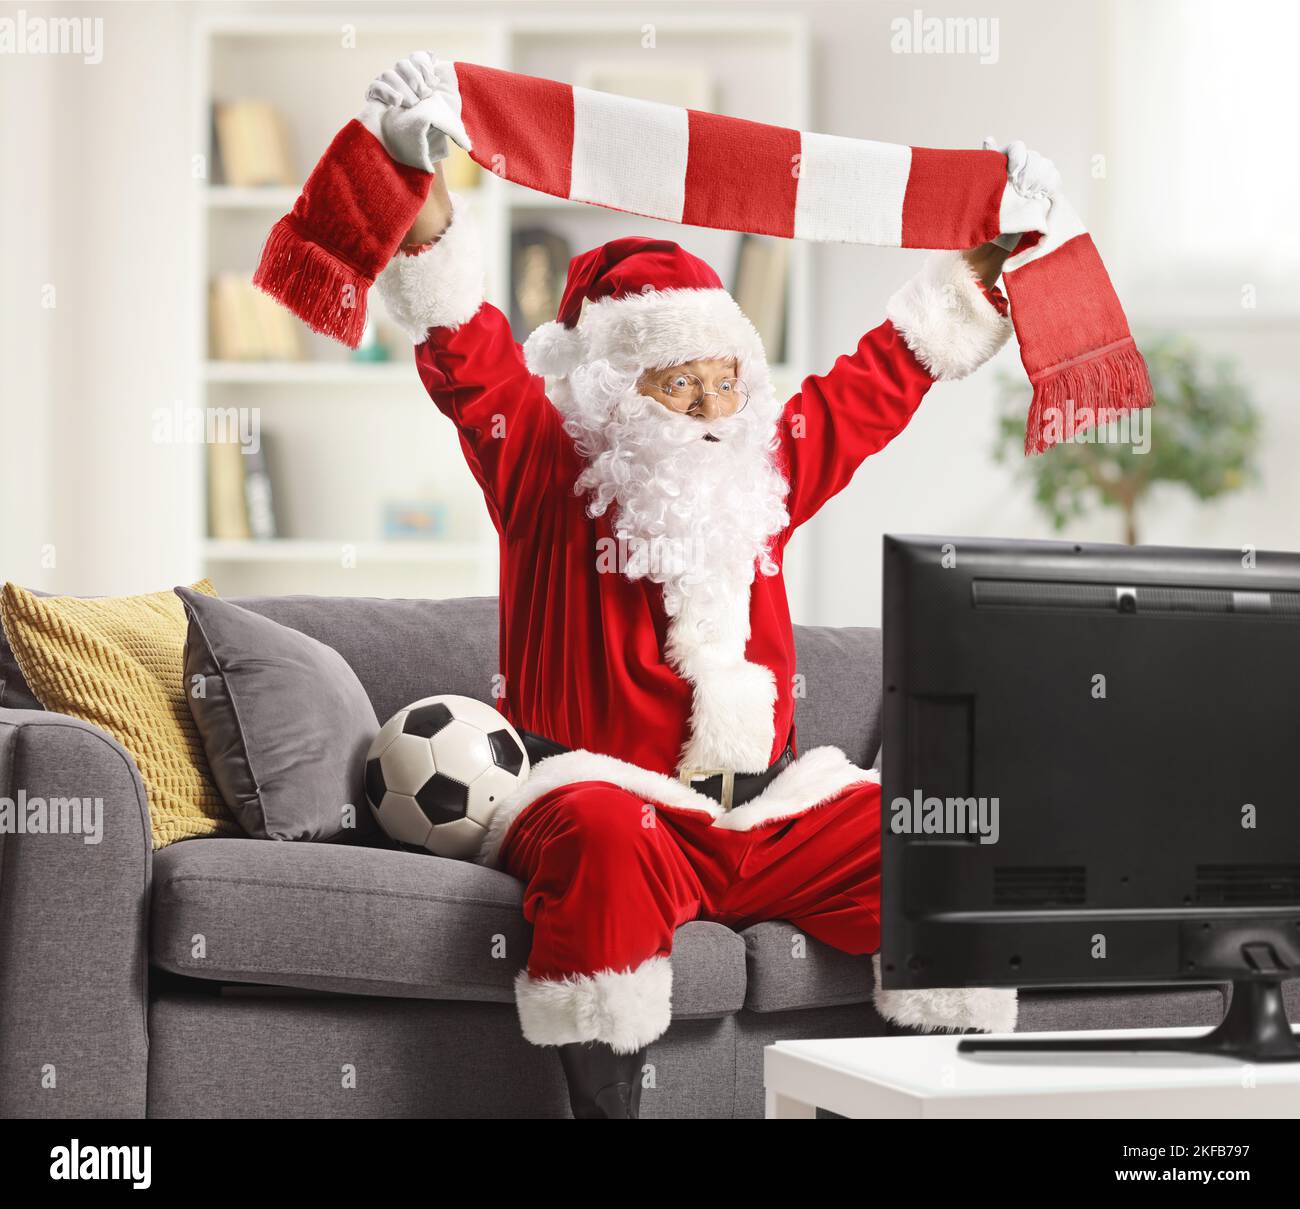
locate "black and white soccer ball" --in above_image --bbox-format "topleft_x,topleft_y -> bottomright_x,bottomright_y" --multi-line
364,694 -> 530,859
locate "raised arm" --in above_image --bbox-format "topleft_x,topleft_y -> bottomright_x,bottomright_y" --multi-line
374,171 -> 569,533
776,248 -> 1012,532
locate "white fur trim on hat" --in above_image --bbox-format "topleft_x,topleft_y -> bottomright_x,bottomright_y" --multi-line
514,957 -> 672,1052
522,320 -> 586,377
523,286 -> 767,378
885,251 -> 1012,381
373,193 -> 484,342
871,952 -> 1019,1034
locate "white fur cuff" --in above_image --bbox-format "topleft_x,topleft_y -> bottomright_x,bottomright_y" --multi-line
373,193 -> 485,342
514,958 -> 673,1053
871,953 -> 1018,1034
885,251 -> 1012,381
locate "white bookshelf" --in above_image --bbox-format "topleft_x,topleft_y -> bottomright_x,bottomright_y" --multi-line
194,10 -> 812,607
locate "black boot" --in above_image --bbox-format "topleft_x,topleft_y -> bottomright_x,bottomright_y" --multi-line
557,1042 -> 646,1119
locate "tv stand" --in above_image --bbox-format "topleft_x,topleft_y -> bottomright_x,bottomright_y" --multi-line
958,978 -> 1300,1063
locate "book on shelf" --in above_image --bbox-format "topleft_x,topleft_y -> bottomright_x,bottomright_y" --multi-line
207,435 -> 279,542
732,235 -> 790,365
213,101 -> 294,188
209,272 -> 301,361
241,434 -> 278,541
510,227 -> 572,340
207,440 -> 250,541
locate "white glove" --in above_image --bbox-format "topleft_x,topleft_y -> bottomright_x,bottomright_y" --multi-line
360,52 -> 471,173
367,52 -> 439,107
984,138 -> 1059,249
983,137 -> 1060,200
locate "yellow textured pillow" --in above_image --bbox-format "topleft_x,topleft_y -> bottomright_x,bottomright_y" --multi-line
0,579 -> 238,848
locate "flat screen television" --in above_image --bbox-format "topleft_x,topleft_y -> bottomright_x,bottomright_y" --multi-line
880,534 -> 1300,1060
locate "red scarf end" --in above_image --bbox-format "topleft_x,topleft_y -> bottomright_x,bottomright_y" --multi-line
252,217 -> 371,349
1024,339 -> 1154,456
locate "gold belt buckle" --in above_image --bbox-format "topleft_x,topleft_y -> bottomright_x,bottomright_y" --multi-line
680,767 -> 736,811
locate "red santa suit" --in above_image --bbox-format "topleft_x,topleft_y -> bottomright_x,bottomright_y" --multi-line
374,202 -> 1018,1052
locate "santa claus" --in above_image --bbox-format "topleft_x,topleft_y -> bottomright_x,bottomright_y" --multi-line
365,55 -> 1055,1119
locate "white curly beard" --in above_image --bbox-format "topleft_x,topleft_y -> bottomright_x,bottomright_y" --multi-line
548,358 -> 791,771
550,359 -> 791,633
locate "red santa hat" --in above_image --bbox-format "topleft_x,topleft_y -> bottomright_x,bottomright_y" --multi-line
522,238 -> 768,379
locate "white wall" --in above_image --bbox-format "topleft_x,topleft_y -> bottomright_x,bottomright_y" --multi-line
790,0 -> 1299,625
1,0 -> 200,595
0,25 -> 53,588
3,0 -> 1295,619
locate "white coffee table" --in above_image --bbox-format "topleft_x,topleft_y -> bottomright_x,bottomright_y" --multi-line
764,1029 -> 1300,1118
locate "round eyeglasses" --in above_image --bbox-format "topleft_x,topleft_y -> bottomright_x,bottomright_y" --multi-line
651,373 -> 750,415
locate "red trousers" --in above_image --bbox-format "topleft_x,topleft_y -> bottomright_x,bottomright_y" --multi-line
498,778 -> 881,1052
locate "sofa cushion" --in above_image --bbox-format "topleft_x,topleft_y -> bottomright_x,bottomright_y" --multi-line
151,838 -> 747,1019
739,920 -> 1232,1032
791,624 -> 881,767
232,596 -> 500,730
232,596 -> 883,763
0,579 -> 237,847
741,921 -> 871,1012
8,590 -> 886,763
1017,985 -> 1227,1032
177,589 -> 379,842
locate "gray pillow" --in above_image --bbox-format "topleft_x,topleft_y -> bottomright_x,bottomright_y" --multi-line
177,587 -> 379,842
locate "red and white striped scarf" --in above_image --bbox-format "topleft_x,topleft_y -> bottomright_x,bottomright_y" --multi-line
448,63 -> 1151,455
256,63 -> 1152,455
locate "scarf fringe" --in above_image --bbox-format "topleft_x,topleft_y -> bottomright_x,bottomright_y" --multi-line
252,217 -> 370,349
1024,338 -> 1154,456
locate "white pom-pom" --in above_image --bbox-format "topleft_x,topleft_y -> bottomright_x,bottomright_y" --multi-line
523,321 -> 585,377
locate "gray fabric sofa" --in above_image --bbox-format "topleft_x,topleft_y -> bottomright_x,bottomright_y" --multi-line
0,594 -> 1241,1119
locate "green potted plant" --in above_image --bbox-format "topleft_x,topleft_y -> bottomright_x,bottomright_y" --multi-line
993,337 -> 1261,545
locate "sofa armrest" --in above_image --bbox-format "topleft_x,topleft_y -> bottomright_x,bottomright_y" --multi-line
0,707 -> 151,1118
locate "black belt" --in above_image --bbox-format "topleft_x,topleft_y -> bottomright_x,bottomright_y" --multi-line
518,729 -> 794,811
